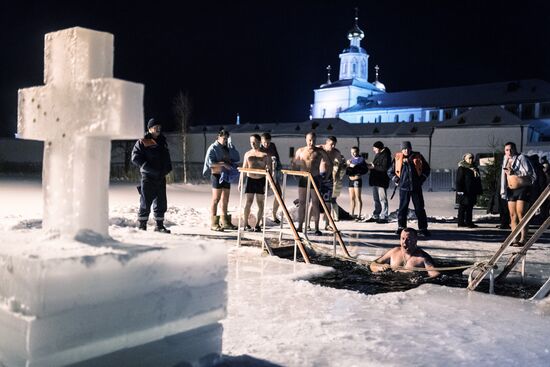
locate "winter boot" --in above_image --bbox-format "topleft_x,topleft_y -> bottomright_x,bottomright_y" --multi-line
211,216 -> 224,232
221,214 -> 238,230
138,220 -> 147,231
154,220 -> 171,234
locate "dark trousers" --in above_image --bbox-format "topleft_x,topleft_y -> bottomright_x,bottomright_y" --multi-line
138,176 -> 167,221
458,203 -> 474,225
398,189 -> 428,230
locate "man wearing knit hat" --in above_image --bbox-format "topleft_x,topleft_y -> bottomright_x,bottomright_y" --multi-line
388,141 -> 431,236
366,141 -> 392,223
131,118 -> 173,233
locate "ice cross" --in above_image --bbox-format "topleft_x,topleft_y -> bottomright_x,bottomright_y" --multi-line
17,27 -> 143,237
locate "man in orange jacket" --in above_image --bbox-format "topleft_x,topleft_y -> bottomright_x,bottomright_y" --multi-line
388,141 -> 431,237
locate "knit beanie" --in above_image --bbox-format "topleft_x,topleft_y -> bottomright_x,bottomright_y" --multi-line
373,141 -> 384,149
147,118 -> 160,129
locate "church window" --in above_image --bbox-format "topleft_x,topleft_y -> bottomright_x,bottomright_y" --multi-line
541,102 -> 550,117
408,114 -> 415,123
504,104 -> 519,116
360,116 -> 364,123
352,63 -> 357,75
361,60 -> 366,77
429,111 -> 439,121
394,114 -> 399,123
322,108 -> 326,118
377,115 -> 382,123
444,109 -> 453,120
336,107 -> 342,117
521,103 -> 535,119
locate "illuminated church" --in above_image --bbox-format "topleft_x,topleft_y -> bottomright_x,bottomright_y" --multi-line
311,14 -> 550,127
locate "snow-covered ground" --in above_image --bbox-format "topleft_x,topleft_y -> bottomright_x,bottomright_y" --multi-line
1,177 -> 550,366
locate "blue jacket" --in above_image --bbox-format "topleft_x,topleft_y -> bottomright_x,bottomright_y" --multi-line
203,141 -> 240,177
131,133 -> 172,179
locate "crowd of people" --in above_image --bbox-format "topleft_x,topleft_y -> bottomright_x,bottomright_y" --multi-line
129,123 -> 549,276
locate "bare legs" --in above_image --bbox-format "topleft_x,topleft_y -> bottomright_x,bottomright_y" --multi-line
297,186 -> 321,232
244,193 -> 265,228
211,188 -> 231,216
508,200 -> 529,243
349,186 -> 362,218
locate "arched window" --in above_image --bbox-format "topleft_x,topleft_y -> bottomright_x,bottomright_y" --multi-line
394,114 -> 399,123
360,116 -> 364,123
377,115 -> 382,123
409,114 -> 414,123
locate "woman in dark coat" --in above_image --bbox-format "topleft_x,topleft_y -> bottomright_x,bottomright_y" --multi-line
456,153 -> 483,228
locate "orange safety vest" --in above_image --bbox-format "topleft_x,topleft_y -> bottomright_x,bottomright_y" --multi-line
394,152 -> 423,178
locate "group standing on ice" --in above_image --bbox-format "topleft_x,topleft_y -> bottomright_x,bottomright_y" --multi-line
131,123 -> 549,257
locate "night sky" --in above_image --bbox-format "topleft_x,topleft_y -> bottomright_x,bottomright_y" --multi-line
1,0 -> 549,137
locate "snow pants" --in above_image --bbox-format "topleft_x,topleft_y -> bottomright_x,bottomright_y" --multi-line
138,176 -> 167,221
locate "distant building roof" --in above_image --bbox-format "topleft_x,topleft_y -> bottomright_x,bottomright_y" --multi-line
189,119 -> 440,138
319,78 -> 383,91
346,79 -> 550,112
438,106 -> 526,128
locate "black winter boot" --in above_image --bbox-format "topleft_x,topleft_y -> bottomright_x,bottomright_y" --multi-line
138,220 -> 147,231
155,220 -> 171,234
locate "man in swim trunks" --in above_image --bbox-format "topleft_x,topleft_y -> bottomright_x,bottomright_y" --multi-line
319,136 -> 345,228
369,227 -> 440,278
240,134 -> 269,231
291,131 -> 332,235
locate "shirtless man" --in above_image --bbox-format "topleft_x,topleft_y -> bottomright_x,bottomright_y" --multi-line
260,132 -> 282,223
318,136 -> 345,229
240,134 -> 269,231
291,131 -> 332,235
369,227 -> 440,278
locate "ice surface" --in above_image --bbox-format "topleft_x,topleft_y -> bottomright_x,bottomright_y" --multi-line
1,179 -> 550,366
0,238 -> 227,366
16,27 -> 143,237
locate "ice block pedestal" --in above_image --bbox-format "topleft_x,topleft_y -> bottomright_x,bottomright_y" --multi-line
0,238 -> 227,366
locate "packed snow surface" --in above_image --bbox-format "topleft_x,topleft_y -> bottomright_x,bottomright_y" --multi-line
1,178 -> 549,366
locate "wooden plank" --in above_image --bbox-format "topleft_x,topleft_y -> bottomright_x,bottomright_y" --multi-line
496,216 -> 550,282
468,184 -> 550,291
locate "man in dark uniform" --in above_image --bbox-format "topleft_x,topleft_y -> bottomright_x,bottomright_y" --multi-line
131,118 -> 173,233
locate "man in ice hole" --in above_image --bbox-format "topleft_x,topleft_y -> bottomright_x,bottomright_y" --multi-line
369,227 -> 440,278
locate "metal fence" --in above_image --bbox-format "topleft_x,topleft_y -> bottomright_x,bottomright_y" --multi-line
427,169 -> 456,192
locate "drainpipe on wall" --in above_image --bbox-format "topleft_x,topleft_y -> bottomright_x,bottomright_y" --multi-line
428,127 -> 435,192
520,125 -> 524,152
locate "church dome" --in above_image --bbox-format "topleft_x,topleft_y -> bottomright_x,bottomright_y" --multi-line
374,80 -> 386,91
347,24 -> 364,40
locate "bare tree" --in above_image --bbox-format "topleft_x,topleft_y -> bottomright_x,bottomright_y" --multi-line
173,90 -> 193,183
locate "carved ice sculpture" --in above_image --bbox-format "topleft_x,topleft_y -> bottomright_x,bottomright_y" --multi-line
17,27 -> 143,237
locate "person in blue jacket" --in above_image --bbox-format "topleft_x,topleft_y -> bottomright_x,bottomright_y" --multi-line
131,118 -> 173,233
203,129 -> 240,231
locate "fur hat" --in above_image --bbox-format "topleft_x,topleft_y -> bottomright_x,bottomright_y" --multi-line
401,141 -> 412,150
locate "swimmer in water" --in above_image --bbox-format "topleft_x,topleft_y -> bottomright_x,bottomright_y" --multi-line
369,227 -> 440,279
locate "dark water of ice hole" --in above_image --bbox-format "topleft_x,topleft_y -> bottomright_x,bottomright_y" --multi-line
301,255 -> 541,299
